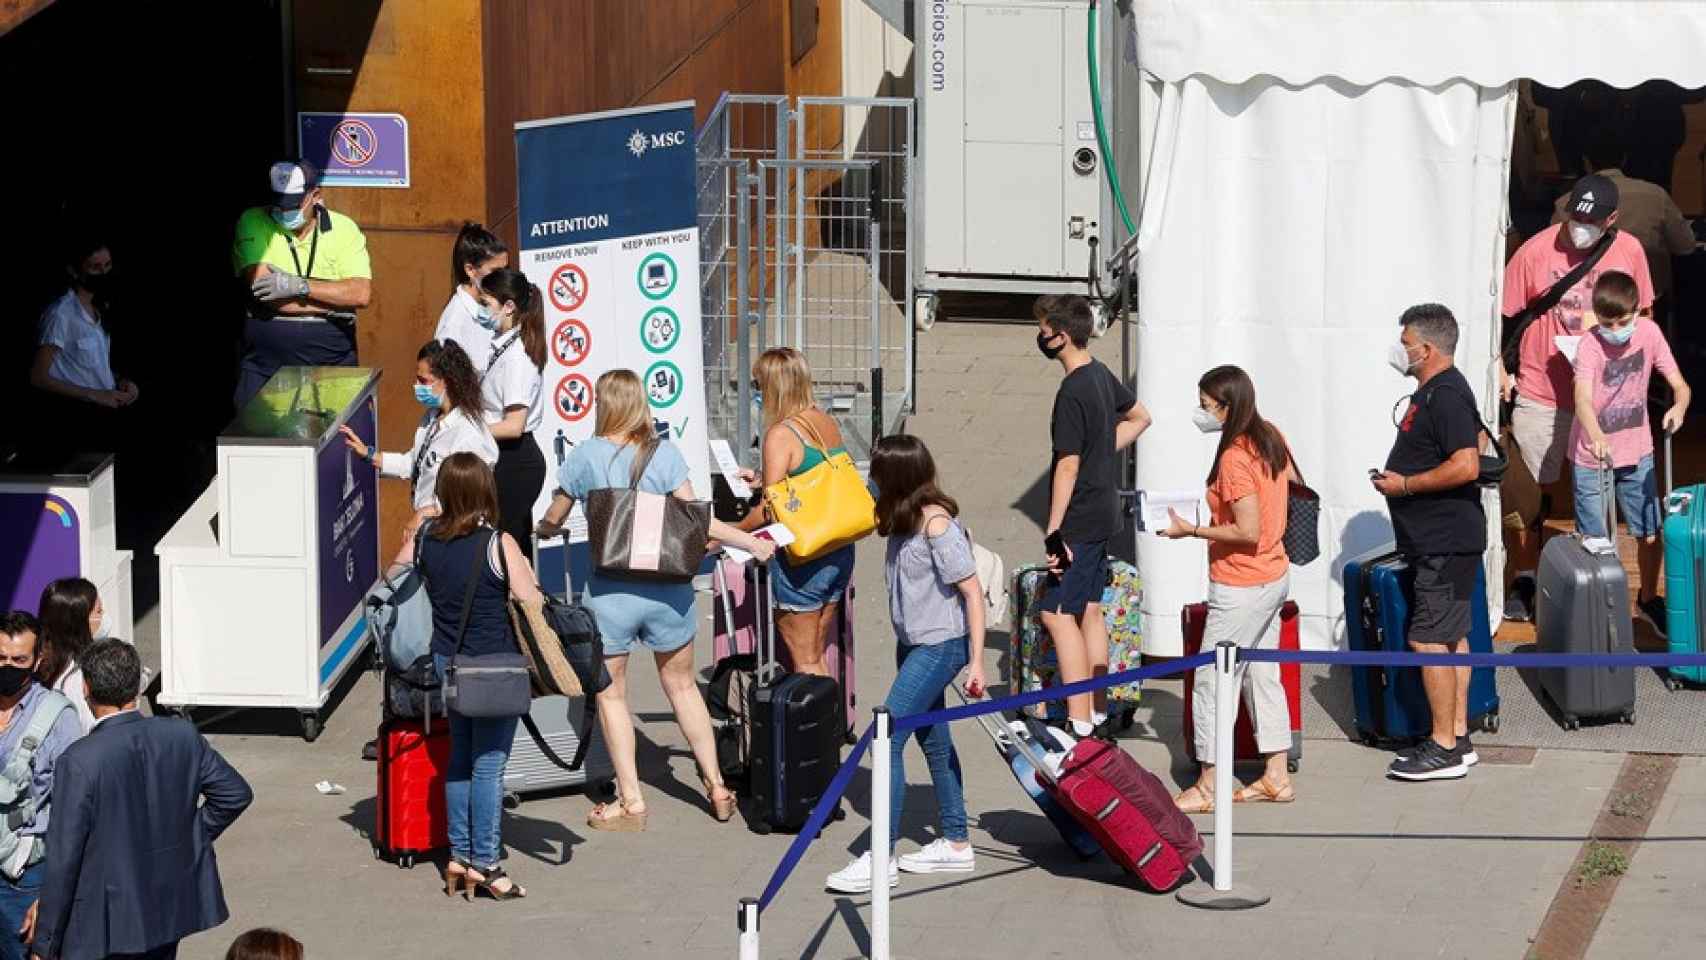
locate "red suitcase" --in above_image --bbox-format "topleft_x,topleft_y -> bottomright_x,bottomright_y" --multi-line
1180,600 -> 1302,772
1045,738 -> 1201,891
712,556 -> 856,738
374,718 -> 450,868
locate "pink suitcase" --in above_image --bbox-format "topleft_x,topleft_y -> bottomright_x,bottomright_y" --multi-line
712,556 -> 855,738
1046,738 -> 1202,892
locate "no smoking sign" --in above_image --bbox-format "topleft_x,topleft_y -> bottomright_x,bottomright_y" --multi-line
553,373 -> 594,422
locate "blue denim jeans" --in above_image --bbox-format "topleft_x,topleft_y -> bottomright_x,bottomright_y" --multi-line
435,655 -> 519,870
883,637 -> 970,850
0,861 -> 43,960
1573,454 -> 1660,538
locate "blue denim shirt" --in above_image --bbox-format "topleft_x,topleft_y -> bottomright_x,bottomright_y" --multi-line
0,682 -> 84,837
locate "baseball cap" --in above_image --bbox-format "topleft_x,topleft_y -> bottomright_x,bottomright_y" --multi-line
269,160 -> 321,208
1566,174 -> 1619,222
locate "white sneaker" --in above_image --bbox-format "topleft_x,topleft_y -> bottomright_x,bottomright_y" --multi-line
825,851 -> 898,894
897,838 -> 975,875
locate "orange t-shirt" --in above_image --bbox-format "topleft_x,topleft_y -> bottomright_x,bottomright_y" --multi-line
1205,434 -> 1289,587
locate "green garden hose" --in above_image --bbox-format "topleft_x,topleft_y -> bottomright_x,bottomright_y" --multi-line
1088,0 -> 1136,237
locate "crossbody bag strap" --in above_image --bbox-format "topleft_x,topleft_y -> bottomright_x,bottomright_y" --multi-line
789,414 -> 831,455
628,438 -> 660,489
1501,227 -> 1619,371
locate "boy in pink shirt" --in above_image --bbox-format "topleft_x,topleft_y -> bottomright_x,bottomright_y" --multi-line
1571,270 -> 1691,630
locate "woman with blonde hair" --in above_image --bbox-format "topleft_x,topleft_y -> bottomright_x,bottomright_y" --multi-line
735,347 -> 857,676
537,370 -> 776,831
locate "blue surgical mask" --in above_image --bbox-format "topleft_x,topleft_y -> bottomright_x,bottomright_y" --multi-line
273,206 -> 307,231
414,383 -> 443,409
1597,320 -> 1636,346
474,304 -> 497,330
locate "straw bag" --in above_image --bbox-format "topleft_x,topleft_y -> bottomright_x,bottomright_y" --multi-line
762,417 -> 876,563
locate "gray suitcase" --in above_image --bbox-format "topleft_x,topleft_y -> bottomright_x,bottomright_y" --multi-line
502,538 -> 614,803
1534,466 -> 1637,729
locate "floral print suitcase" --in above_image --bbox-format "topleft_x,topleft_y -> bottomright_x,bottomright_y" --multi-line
1010,559 -> 1143,721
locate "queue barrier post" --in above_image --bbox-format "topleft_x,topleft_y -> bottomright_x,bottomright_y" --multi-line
1178,641 -> 1271,910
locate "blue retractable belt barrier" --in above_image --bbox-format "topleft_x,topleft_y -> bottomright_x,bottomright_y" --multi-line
757,725 -> 875,912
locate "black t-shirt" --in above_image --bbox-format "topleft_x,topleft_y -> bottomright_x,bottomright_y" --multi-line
1384,365 -> 1487,556
1050,359 -> 1136,543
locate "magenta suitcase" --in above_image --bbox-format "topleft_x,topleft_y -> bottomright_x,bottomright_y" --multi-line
1045,738 -> 1202,892
712,556 -> 855,738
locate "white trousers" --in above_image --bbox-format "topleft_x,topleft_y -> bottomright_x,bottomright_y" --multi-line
1191,574 -> 1291,765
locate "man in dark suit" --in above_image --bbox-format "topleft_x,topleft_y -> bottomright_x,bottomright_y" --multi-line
26,639 -> 252,960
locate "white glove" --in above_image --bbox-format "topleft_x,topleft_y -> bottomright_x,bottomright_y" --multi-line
251,271 -> 311,302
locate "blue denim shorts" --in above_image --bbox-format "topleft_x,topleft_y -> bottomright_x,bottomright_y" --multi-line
583,575 -> 697,656
770,545 -> 855,613
1573,454 -> 1659,538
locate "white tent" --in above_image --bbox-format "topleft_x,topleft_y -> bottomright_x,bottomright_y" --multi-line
1117,0 -> 1706,654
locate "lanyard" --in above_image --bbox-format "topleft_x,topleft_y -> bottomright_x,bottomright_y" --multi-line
483,330 -> 521,380
410,416 -> 446,489
286,218 -> 320,279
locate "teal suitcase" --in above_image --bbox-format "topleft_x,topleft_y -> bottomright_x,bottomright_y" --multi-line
1662,483 -> 1706,688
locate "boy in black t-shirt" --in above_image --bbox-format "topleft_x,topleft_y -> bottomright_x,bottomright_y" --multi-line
1372,303 -> 1487,782
1034,295 -> 1152,736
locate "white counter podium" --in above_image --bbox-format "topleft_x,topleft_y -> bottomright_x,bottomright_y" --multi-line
156,367 -> 381,740
0,452 -> 135,646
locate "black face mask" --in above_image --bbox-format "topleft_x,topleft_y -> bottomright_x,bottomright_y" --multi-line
0,665 -> 31,698
1037,330 -> 1066,360
80,270 -> 114,298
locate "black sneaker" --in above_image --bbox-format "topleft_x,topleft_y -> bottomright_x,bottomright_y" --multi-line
1388,738 -> 1467,781
1639,596 -> 1669,638
1395,736 -> 1475,765
1503,576 -> 1536,623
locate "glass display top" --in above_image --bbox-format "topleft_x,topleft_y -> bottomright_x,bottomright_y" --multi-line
221,367 -> 379,445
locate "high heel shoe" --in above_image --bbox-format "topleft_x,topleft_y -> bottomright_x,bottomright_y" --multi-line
472,865 -> 527,901
702,776 -> 738,822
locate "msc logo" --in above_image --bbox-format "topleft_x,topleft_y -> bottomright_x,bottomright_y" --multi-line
626,128 -> 688,158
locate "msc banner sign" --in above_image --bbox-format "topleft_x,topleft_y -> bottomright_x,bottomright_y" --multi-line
515,101 -> 709,536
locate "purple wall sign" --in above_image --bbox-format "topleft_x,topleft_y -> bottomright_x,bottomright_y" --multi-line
298,112 -> 410,188
317,398 -> 380,646
0,494 -> 82,615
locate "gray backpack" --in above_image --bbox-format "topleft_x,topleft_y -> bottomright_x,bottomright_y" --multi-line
0,690 -> 73,879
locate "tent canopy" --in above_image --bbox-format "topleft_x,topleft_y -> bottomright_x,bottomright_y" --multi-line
1134,0 -> 1706,89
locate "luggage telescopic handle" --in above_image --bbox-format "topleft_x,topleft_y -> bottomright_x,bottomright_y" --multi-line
953,685 -> 1061,787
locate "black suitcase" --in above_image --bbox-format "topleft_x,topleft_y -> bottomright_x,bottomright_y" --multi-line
1535,467 -> 1638,728
744,563 -> 844,833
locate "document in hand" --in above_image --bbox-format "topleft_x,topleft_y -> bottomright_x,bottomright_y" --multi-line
1138,490 -> 1204,535
722,523 -> 796,564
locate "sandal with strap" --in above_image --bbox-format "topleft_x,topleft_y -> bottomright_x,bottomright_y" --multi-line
587,797 -> 648,832
702,775 -> 738,823
444,857 -> 473,899
471,865 -> 527,901
1173,784 -> 1216,815
1233,776 -> 1296,804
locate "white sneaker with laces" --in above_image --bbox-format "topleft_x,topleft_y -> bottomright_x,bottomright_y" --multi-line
898,838 -> 975,875
825,851 -> 898,894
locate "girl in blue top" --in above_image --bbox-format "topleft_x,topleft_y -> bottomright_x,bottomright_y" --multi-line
537,369 -> 775,832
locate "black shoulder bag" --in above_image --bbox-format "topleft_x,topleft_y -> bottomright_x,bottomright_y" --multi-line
1280,450 -> 1321,566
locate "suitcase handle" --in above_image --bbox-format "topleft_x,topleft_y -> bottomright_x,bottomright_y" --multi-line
953,685 -> 1061,787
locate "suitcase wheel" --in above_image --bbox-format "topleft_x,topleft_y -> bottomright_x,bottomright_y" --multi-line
299,713 -> 322,743
398,853 -> 416,869
1667,676 -> 1686,692
1480,713 -> 1501,735
1563,715 -> 1580,731
1358,730 -> 1378,748
832,805 -> 847,822
1620,710 -> 1636,725
1287,759 -> 1299,774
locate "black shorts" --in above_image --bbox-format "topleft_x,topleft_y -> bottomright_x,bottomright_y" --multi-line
1406,554 -> 1478,647
1038,539 -> 1109,618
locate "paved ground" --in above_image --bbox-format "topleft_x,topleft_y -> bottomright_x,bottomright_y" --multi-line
135,322 -> 1703,959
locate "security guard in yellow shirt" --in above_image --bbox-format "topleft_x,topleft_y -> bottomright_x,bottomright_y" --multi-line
232,160 -> 373,407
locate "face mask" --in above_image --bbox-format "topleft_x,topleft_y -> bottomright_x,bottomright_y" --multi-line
474,304 -> 497,330
273,206 -> 308,231
80,270 -> 114,297
1597,320 -> 1636,346
1037,331 -> 1066,360
1192,408 -> 1223,433
91,612 -> 111,640
1568,221 -> 1605,250
1389,341 -> 1419,377
414,383 -> 443,409
0,665 -> 31,698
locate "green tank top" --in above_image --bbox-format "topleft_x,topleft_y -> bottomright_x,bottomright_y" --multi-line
784,418 -> 846,476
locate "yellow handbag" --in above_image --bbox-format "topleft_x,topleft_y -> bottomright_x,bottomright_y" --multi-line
762,417 -> 877,563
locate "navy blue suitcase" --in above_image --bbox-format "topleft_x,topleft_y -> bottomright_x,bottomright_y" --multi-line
1342,546 -> 1501,745
744,563 -> 843,833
